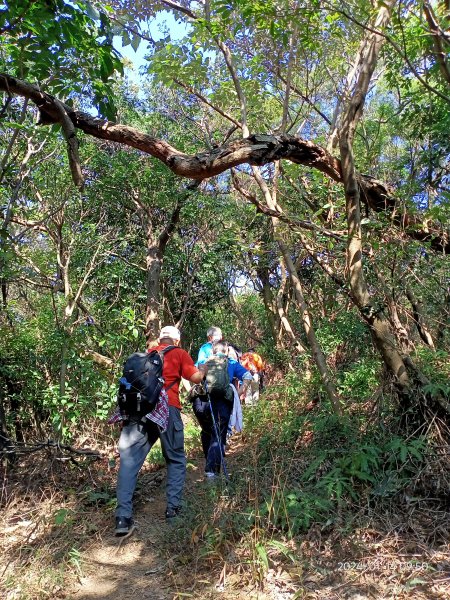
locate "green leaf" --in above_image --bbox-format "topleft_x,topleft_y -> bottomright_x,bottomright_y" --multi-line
122,30 -> 131,47
84,1 -> 100,21
131,34 -> 141,52
400,445 -> 408,463
256,543 -> 269,572
54,508 -> 71,525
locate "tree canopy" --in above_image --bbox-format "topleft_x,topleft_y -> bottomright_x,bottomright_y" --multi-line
1,3 -> 450,598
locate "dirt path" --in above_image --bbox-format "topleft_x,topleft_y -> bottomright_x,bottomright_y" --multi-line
68,439 -> 263,600
70,497 -> 172,599
69,459 -> 210,600
4,423 -> 448,600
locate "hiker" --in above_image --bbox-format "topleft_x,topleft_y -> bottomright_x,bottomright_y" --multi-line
193,340 -> 252,479
227,343 -> 243,388
115,326 -> 205,535
240,349 -> 265,406
196,326 -> 222,365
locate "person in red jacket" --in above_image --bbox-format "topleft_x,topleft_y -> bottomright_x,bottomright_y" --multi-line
115,326 -> 204,535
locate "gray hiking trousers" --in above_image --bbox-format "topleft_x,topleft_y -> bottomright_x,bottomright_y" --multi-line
116,405 -> 186,518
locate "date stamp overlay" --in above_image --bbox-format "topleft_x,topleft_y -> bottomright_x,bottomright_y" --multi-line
337,560 -> 429,572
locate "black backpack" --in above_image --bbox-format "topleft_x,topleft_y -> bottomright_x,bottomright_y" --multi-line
117,346 -> 176,419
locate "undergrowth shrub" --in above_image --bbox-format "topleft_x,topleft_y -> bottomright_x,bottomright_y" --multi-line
248,399 -> 427,536
186,364 -> 432,560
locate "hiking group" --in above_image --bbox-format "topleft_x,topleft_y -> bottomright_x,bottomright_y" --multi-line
113,325 -> 265,536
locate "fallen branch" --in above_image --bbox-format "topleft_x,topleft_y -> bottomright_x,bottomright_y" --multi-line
0,434 -> 102,458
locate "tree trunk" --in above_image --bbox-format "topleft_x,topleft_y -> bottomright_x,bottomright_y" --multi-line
276,301 -> 307,355
6,379 -> 24,444
60,341 -> 68,399
338,0 -> 411,393
256,263 -> 280,345
406,286 -> 436,350
385,296 -> 413,353
279,239 -> 342,415
145,243 -> 163,347
275,280 -> 307,354
437,288 -> 450,346
142,187 -> 195,347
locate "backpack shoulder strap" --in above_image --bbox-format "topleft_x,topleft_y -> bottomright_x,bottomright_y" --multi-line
160,346 -> 179,392
160,345 -> 177,356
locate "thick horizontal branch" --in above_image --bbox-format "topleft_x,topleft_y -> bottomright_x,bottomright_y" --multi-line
0,73 -> 448,253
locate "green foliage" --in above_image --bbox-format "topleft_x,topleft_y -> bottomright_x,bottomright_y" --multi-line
316,311 -> 369,356
243,380 -> 429,537
0,0 -> 123,117
263,429 -> 426,535
337,360 -> 379,400
81,487 -> 115,506
54,507 -> 74,526
415,348 -> 450,385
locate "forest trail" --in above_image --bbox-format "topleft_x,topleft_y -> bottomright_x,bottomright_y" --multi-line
3,414 -> 450,600
70,461 -> 205,600
67,425 -> 450,600
69,434 -> 267,600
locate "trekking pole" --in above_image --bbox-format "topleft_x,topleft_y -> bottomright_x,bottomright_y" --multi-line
205,385 -> 229,481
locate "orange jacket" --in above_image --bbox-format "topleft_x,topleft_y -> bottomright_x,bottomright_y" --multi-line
240,352 -> 265,373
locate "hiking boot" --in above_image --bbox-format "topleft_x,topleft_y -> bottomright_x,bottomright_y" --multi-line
166,506 -> 181,523
165,506 -> 181,521
115,516 -> 133,536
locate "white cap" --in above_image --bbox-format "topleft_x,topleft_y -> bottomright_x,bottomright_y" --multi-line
159,325 -> 181,341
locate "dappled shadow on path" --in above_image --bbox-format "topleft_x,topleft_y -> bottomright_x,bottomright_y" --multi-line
70,521 -> 169,600
68,457 -> 227,600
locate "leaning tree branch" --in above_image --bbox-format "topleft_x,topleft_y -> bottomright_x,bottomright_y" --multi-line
323,0 -> 450,105
0,73 -> 448,253
423,0 -> 450,86
231,169 -> 346,241
173,78 -> 243,129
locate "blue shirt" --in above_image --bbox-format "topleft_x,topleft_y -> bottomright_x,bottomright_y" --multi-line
196,342 -> 213,366
227,357 -> 252,382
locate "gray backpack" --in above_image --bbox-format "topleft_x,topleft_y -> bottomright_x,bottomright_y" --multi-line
205,355 -> 233,401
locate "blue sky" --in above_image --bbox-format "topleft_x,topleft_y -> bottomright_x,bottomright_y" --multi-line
114,11 -> 189,79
